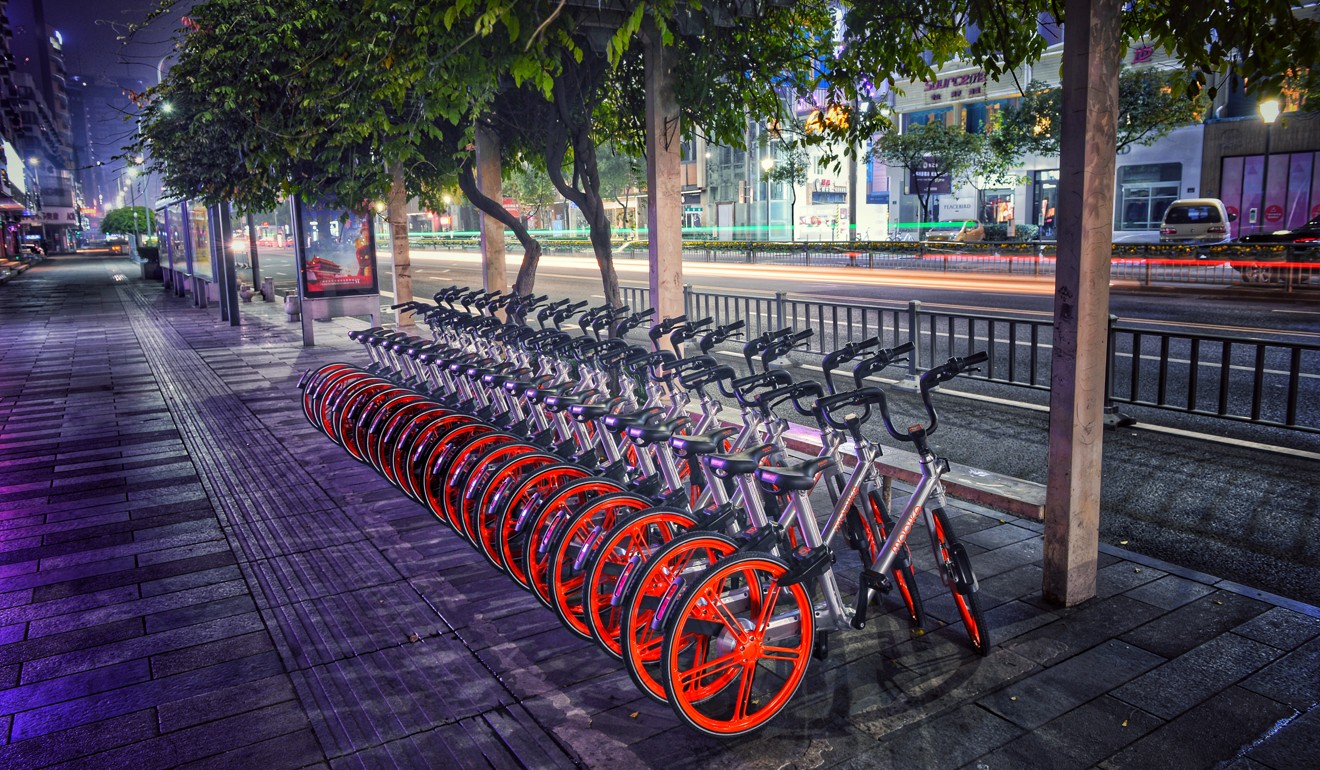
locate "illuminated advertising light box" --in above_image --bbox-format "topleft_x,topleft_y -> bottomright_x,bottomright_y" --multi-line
293,199 -> 380,299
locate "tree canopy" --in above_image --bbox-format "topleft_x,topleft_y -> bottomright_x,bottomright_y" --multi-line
995,69 -> 1210,159
101,207 -> 157,239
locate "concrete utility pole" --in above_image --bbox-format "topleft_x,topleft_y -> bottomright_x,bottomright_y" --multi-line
387,162 -> 414,327
476,123 -> 507,303
1043,0 -> 1121,606
643,18 -> 684,341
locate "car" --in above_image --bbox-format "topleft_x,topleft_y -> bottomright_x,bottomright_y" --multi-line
1236,214 -> 1320,250
1231,213 -> 1320,283
924,220 -> 985,243
1158,198 -> 1235,246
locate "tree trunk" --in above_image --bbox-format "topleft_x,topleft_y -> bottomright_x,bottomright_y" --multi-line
456,158 -> 543,297
544,113 -> 621,308
387,162 -> 413,327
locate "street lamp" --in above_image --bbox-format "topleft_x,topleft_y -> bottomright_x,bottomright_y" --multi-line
1257,97 -> 1280,234
761,155 -> 775,242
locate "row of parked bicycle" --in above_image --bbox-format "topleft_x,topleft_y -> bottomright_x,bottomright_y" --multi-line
298,286 -> 990,736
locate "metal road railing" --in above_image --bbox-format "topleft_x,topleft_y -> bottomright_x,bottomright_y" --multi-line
619,285 -> 1319,434
657,245 -> 1320,292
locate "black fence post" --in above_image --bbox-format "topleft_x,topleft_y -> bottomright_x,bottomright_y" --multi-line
907,300 -> 922,377
1104,314 -> 1136,428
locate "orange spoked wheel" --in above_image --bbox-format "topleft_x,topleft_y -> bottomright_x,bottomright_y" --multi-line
438,432 -> 522,536
399,413 -> 478,502
582,506 -> 699,659
522,477 -> 626,608
494,464 -> 592,590
544,492 -> 655,640
462,445 -> 549,547
363,392 -> 427,473
661,552 -> 814,737
420,422 -> 494,533
343,384 -> 409,462
930,506 -> 989,656
471,451 -> 559,571
376,401 -> 444,485
619,531 -> 739,704
300,364 -> 358,428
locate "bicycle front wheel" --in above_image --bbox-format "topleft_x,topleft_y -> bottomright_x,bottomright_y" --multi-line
931,506 -> 990,656
661,552 -> 815,737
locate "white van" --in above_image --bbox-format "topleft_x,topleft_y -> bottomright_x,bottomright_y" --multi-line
1158,198 -> 1236,245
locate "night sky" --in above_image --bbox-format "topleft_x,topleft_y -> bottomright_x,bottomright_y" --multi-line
43,0 -> 183,83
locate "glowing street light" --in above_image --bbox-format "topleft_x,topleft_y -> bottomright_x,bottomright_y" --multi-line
1257,97 -> 1281,234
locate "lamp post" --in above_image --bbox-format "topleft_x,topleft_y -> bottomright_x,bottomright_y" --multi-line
442,193 -> 453,235
125,167 -> 141,257
761,155 -> 775,242
26,157 -> 44,250
1257,97 -> 1280,234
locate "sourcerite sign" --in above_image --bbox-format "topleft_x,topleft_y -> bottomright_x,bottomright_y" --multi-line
924,71 -> 986,104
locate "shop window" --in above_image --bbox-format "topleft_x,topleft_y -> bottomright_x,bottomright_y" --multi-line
902,108 -> 954,130
1115,163 -> 1181,230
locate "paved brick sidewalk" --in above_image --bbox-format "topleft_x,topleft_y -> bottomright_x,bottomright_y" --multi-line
1,254 -> 1317,769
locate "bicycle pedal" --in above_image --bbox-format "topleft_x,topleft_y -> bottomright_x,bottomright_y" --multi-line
861,569 -> 891,593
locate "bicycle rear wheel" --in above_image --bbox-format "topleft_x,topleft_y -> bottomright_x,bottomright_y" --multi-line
421,422 -> 494,532
930,506 -> 990,655
472,451 -> 558,570
661,552 -> 814,737
523,477 -> 626,608
494,464 -> 592,589
853,490 -> 924,629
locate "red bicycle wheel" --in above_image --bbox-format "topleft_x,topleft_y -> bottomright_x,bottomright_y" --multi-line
333,380 -> 397,458
459,442 -> 543,543
582,506 -> 699,659
619,531 -> 738,703
931,506 -> 990,655
494,464 -> 592,589
661,553 -> 814,737
300,363 -> 359,428
362,391 -> 426,472
316,371 -> 378,441
343,384 -> 409,462
472,451 -> 559,570
400,413 -> 478,501
375,400 -> 443,485
437,431 -> 521,535
421,422 -> 495,532
522,477 -> 627,609
545,492 -> 654,640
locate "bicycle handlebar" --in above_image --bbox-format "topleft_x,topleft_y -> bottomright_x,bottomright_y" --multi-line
852,341 -> 916,388
817,351 -> 987,441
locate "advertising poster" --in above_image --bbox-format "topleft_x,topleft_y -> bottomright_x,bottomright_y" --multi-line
188,202 -> 213,280
294,199 -> 379,298
158,205 -> 175,269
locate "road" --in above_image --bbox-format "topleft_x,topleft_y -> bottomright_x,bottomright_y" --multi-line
239,245 -> 1320,606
